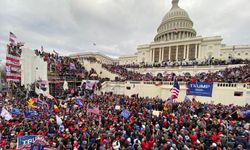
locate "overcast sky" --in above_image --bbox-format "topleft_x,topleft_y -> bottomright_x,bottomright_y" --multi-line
0,0 -> 250,60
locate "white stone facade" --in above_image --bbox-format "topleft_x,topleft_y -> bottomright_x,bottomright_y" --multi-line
21,48 -> 49,95
70,0 -> 250,65
101,81 -> 250,106
70,52 -> 118,65
220,45 -> 250,60
120,0 -> 250,65
119,55 -> 138,65
137,36 -> 224,64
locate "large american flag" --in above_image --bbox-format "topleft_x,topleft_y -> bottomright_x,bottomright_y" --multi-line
171,77 -> 180,99
6,54 -> 21,82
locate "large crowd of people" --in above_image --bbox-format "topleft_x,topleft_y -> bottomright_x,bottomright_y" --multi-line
34,50 -> 100,82
122,59 -> 250,69
1,49 -> 249,150
2,30 -> 250,150
0,88 -> 249,150
102,64 -> 250,83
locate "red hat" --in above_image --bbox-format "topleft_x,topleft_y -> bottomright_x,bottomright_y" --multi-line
73,141 -> 78,147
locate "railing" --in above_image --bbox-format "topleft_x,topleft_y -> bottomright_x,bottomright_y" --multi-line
246,84 -> 250,89
103,81 -> 249,89
217,83 -> 237,88
133,64 -> 247,70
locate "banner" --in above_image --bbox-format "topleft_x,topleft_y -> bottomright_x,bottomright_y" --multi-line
82,80 -> 99,90
115,105 -> 121,110
24,110 -> 38,118
187,82 -> 213,97
121,109 -> 130,119
17,135 -> 49,150
85,80 -> 94,90
17,135 -> 36,149
36,79 -> 47,91
152,110 -> 162,117
1,108 -> 13,120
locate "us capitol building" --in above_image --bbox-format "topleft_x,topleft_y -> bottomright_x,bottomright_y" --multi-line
73,0 -> 250,65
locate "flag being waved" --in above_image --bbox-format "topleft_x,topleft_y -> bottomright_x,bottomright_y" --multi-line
27,98 -> 38,108
1,108 -> 13,121
56,115 -> 63,125
171,77 -> 180,99
75,99 -> 83,107
184,96 -> 191,103
9,32 -> 17,44
87,105 -> 100,115
54,105 -> 60,113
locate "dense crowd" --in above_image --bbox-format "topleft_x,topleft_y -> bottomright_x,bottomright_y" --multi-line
0,88 -> 250,150
34,50 -> 100,82
123,59 -> 250,69
103,64 -> 250,83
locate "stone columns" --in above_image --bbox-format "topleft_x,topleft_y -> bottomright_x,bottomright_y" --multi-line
176,45 -> 179,60
195,44 -> 198,60
162,48 -> 164,61
159,48 -> 162,62
149,49 -> 152,63
184,45 -> 186,59
169,47 -> 171,60
198,44 -> 202,59
187,44 -> 190,60
162,47 -> 164,62
152,49 -> 155,63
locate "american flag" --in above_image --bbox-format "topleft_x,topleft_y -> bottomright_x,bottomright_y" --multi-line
6,54 -> 21,82
9,32 -> 17,43
87,105 -> 100,115
171,77 -> 180,99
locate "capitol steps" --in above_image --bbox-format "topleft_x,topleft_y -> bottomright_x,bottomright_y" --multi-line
80,59 -> 119,80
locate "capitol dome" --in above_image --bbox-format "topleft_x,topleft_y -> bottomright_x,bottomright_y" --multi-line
154,0 -> 196,42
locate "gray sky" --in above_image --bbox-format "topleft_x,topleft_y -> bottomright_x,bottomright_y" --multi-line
0,0 -> 250,60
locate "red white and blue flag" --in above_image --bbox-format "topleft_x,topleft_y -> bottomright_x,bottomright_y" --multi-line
6,54 -> 21,82
9,32 -> 17,44
6,32 -> 22,82
170,77 -> 180,99
87,104 -> 100,115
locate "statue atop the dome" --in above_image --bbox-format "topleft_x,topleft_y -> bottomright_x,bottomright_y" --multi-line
172,0 -> 179,8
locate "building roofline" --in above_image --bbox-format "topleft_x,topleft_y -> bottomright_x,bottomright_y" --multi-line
69,52 -> 117,60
